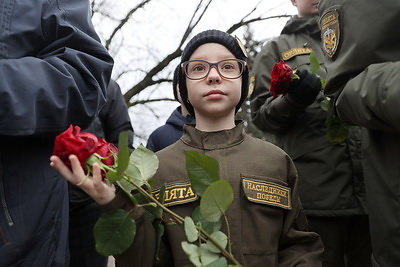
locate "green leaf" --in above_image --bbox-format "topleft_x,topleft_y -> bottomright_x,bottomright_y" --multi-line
322,97 -> 349,142
116,177 -> 136,193
326,112 -> 349,142
130,144 -> 159,181
319,96 -> 331,112
184,216 -> 199,242
182,242 -> 201,267
117,132 -> 130,177
125,163 -> 145,188
309,51 -> 320,75
192,207 -> 222,235
153,220 -> 165,261
185,150 -> 220,197
206,231 -> 228,253
94,209 -> 136,256
199,244 -> 219,266
320,79 -> 326,89
106,169 -> 119,182
207,257 -> 228,267
200,180 -> 234,222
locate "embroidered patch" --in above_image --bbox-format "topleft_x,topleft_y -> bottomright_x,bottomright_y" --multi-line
242,178 -> 291,209
281,47 -> 313,61
320,9 -> 340,58
153,182 -> 198,207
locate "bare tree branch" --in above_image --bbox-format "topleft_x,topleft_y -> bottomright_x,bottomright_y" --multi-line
123,0 -> 213,103
123,48 -> 182,103
105,0 -> 153,50
128,98 -> 176,108
227,14 -> 292,34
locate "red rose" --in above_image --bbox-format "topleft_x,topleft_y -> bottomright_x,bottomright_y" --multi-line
95,139 -> 118,166
53,125 -> 117,168
270,60 -> 295,97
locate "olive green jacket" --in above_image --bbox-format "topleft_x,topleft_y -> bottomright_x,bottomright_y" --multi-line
104,122 -> 323,266
250,15 -> 366,217
319,0 -> 400,265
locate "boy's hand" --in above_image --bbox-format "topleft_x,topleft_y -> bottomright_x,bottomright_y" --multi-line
50,154 -> 116,205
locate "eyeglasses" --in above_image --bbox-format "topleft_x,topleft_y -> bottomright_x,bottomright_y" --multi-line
181,59 -> 246,80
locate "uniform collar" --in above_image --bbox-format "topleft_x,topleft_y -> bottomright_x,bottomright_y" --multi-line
281,15 -> 320,36
181,120 -> 245,150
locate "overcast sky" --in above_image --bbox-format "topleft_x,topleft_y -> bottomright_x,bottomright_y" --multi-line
92,0 -> 297,147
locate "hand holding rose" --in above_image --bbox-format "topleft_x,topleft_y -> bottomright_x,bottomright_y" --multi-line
50,125 -> 117,205
50,155 -> 116,205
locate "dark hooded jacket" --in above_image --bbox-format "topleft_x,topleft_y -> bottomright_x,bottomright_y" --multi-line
0,0 -> 113,266
146,107 -> 195,152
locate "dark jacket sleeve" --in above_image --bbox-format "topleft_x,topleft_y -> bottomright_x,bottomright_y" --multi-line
0,0 -> 113,136
336,61 -> 400,132
98,80 -> 134,148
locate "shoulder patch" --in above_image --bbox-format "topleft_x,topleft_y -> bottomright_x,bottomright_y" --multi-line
242,177 -> 291,209
153,182 -> 198,207
320,9 -> 340,58
281,47 -> 312,61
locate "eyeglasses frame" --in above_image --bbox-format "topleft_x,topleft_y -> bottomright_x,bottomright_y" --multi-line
181,59 -> 247,80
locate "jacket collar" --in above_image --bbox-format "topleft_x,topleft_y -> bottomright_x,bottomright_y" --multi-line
181,120 -> 245,150
281,15 -> 320,36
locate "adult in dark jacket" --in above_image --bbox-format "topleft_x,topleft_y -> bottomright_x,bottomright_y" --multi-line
68,79 -> 133,267
319,0 -> 400,266
250,0 -> 371,265
0,0 -> 113,266
146,65 -> 195,152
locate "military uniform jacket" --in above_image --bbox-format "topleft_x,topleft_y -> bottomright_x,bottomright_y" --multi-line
319,0 -> 400,265
104,122 -> 323,267
250,15 -> 366,217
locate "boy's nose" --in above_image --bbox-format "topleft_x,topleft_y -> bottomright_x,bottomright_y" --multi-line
207,66 -> 221,83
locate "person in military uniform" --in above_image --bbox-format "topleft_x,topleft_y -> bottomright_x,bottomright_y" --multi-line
50,29 -> 324,266
249,0 -> 371,266
318,0 -> 400,266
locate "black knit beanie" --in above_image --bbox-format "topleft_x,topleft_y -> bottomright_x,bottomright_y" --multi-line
172,64 -> 180,102
178,29 -> 249,116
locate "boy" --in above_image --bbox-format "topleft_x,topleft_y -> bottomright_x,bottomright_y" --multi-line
50,29 -> 323,266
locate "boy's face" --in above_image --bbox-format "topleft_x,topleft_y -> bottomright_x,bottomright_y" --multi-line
291,0 -> 319,17
186,43 -> 242,119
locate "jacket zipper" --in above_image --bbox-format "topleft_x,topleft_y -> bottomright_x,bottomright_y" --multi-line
0,161 -> 14,226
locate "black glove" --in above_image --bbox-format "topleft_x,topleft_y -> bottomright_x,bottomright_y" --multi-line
286,69 -> 321,107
